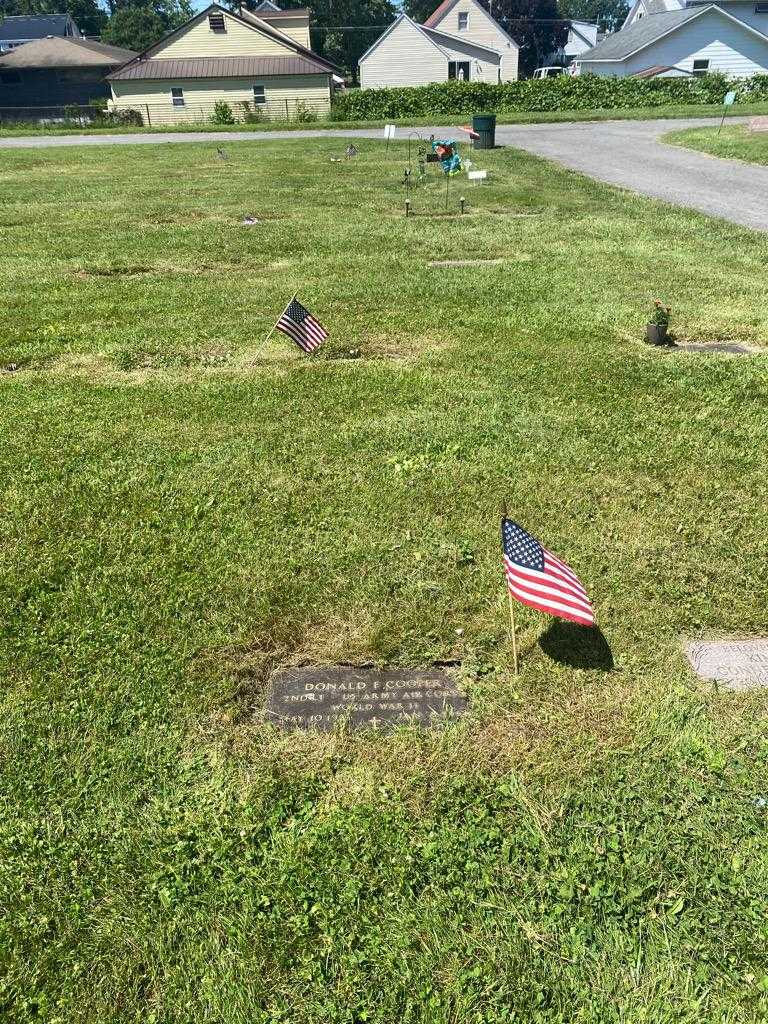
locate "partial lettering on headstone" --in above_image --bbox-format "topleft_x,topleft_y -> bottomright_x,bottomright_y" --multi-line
685,639 -> 768,690
265,666 -> 466,731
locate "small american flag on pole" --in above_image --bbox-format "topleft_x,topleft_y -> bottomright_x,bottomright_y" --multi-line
275,296 -> 328,353
502,518 -> 595,627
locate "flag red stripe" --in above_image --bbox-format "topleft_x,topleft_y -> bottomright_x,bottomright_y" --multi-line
507,558 -> 591,606
505,570 -> 594,618
545,549 -> 582,585
506,572 -> 594,621
507,583 -> 595,626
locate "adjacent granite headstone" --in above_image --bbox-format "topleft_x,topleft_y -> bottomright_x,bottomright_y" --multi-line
675,342 -> 751,355
266,666 -> 466,731
685,639 -> 768,690
428,259 -> 503,267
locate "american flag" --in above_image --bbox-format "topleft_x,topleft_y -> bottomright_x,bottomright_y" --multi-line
276,297 -> 328,354
502,518 -> 595,627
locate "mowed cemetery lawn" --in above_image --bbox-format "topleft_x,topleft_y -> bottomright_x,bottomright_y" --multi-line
2,137 -> 768,1023
666,123 -> 768,164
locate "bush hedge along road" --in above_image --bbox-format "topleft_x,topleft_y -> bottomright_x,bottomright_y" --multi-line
331,73 -> 768,120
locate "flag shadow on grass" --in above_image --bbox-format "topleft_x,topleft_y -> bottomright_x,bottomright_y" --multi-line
538,620 -> 614,671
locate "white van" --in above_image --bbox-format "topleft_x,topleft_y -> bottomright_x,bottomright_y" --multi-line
532,66 -> 566,79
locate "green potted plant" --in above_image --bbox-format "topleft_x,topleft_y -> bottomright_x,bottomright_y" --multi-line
647,300 -> 671,345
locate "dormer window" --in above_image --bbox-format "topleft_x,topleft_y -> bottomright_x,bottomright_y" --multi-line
458,11 -> 468,29
208,11 -> 226,32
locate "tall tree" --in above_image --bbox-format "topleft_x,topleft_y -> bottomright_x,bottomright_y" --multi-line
101,4 -> 165,49
239,0 -> 397,80
403,0 -> 568,76
557,0 -> 629,32
100,0 -> 191,50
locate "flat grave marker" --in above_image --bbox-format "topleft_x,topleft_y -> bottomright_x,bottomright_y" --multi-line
672,342 -> 752,355
428,258 -> 504,267
266,665 -> 466,731
685,639 -> 768,690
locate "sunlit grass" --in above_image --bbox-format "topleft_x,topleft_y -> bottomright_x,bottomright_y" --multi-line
665,122 -> 768,165
1,138 -> 768,1023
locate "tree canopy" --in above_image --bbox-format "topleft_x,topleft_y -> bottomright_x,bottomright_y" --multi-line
557,0 -> 629,32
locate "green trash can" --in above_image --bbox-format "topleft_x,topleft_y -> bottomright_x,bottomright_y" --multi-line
472,113 -> 496,150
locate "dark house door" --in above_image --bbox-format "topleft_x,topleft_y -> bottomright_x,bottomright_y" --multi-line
448,61 -> 471,81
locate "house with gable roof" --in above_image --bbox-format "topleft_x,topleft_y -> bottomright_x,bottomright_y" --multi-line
107,1 -> 336,124
0,13 -> 81,54
577,0 -> 768,75
358,0 -> 519,88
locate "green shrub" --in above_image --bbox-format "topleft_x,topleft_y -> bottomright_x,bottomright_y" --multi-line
294,100 -> 317,123
330,73 -> 768,121
238,100 -> 265,123
211,101 -> 235,125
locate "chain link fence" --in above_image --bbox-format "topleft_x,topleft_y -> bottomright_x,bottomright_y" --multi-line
0,97 -> 332,127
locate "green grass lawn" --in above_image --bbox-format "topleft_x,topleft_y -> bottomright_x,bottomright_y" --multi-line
2,138 -> 768,1023
665,123 -> 768,164
3,100 -> 768,137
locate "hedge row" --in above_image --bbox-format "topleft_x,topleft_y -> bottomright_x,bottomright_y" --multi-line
330,73 -> 768,120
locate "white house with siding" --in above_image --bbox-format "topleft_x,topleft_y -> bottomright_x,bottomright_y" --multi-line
579,0 -> 768,75
107,2 -> 335,124
359,0 -> 519,88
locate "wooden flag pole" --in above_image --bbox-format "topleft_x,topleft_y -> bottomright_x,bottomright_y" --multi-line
508,590 -> 519,677
252,292 -> 296,362
501,500 -> 519,677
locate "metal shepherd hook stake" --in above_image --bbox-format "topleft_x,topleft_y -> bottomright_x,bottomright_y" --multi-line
501,500 -> 519,676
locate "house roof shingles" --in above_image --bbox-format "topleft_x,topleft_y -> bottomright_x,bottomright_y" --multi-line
0,36 -> 135,68
579,6 -> 708,59
108,53 -> 329,81
0,13 -> 74,40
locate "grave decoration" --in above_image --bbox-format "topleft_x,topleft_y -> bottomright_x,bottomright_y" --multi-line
255,294 -> 328,359
646,300 -> 671,345
266,665 -> 467,732
501,506 -> 596,675
432,139 -> 462,176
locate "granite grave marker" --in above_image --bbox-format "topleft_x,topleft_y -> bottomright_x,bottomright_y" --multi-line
685,639 -> 768,690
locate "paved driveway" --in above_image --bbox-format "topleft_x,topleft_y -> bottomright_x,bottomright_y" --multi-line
494,117 -> 768,233
3,117 -> 768,232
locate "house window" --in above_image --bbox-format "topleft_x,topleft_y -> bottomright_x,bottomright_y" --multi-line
253,84 -> 266,104
171,87 -> 185,106
458,11 -> 468,29
208,11 -> 226,31
692,58 -> 709,75
755,3 -> 768,11
0,70 -> 21,84
448,61 -> 471,80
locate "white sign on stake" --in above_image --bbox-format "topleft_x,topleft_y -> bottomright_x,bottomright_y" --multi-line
467,169 -> 488,181
384,124 -> 396,140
